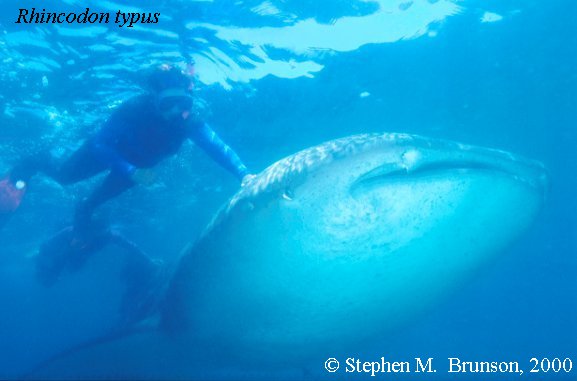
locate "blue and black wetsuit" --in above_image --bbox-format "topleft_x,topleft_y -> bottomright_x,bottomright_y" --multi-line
92,95 -> 248,179
32,95 -> 248,221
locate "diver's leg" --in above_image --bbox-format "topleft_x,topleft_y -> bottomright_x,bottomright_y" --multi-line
0,143 -> 107,223
74,172 -> 135,227
9,142 -> 107,186
9,151 -> 57,184
1,144 -> 108,223
50,143 -> 108,185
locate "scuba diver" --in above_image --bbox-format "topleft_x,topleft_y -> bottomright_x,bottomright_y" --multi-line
0,64 -> 255,228
0,64 -> 255,323
36,221 -> 167,327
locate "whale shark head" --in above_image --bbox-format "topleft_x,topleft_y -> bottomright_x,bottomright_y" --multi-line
165,133 -> 547,358
30,133 -> 547,379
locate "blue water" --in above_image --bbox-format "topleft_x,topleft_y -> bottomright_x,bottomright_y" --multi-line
0,0 -> 575,379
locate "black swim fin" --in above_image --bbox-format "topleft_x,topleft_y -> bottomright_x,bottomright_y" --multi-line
0,173 -> 27,229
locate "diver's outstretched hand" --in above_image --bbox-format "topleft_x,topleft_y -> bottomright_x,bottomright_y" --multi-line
241,173 -> 257,187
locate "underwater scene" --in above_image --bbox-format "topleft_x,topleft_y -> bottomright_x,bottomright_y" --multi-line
0,0 -> 575,380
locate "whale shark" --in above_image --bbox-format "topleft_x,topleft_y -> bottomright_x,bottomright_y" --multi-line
30,133 -> 547,379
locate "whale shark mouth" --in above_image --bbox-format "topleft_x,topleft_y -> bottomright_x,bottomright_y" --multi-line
351,157 -> 547,194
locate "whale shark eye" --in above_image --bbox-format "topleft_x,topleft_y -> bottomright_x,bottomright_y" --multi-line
282,188 -> 294,201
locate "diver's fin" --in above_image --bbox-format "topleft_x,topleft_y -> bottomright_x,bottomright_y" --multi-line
0,173 -> 27,227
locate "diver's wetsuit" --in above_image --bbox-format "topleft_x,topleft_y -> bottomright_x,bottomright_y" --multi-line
13,95 -> 248,222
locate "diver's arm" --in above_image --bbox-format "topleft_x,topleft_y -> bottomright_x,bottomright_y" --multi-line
189,122 -> 249,181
